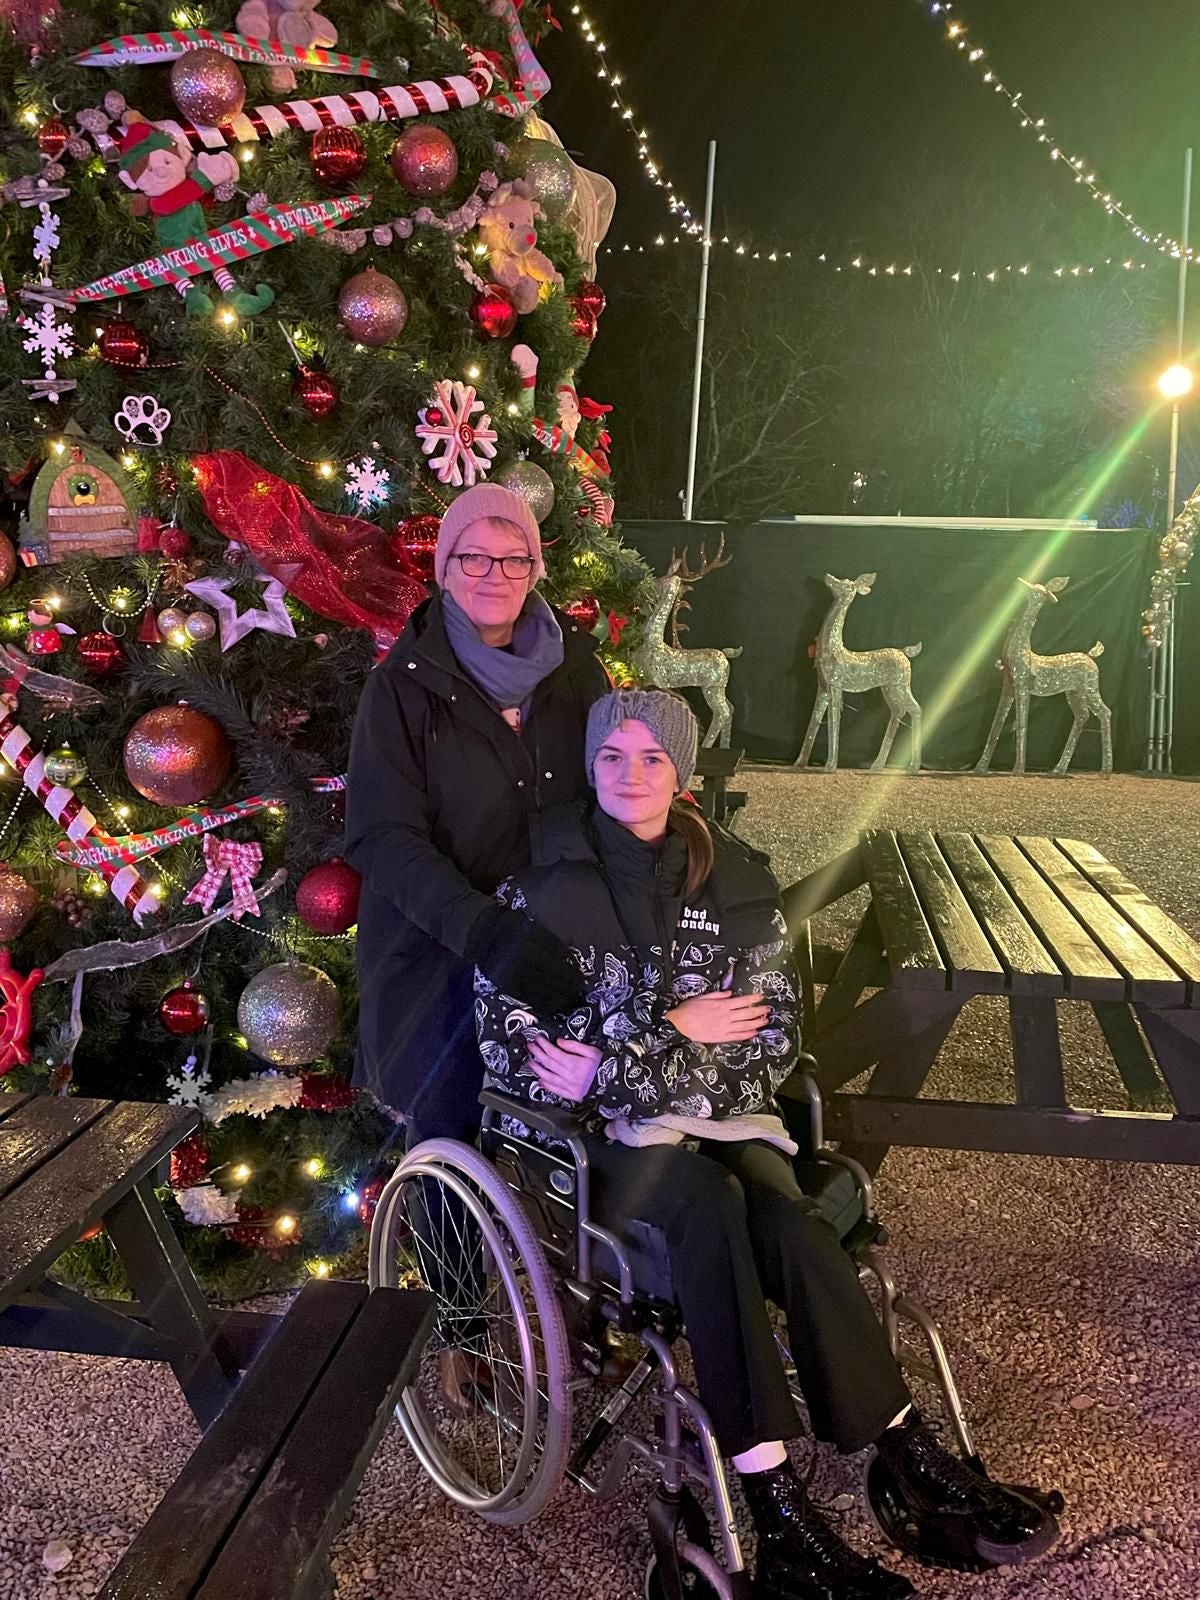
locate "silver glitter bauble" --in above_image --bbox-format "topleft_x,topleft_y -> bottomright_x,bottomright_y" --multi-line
44,745 -> 87,787
170,48 -> 246,125
510,138 -> 576,222
156,607 -> 187,636
237,962 -> 341,1066
185,611 -> 217,642
338,267 -> 409,347
494,459 -> 555,524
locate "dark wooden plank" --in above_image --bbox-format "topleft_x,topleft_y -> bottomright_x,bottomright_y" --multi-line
814,902 -> 888,1035
0,1100 -> 197,1304
782,844 -> 868,933
1091,1003 -> 1168,1112
0,1091 -> 33,1124
976,835 -> 1126,1002
1135,1007 -> 1200,1118
0,1278 -> 185,1362
936,832 -> 1064,997
1018,837 -> 1185,1006
1056,838 -> 1200,1002
824,1095 -> 1200,1164
810,986 -> 958,1094
694,746 -> 742,779
0,1095 -> 113,1203
1009,997 -> 1066,1107
837,991 -> 963,1174
98,1280 -> 368,1600
861,830 -> 947,990
897,832 -> 1006,993
197,1288 -> 436,1600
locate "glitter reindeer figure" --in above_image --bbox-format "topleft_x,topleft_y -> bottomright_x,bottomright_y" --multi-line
796,572 -> 922,772
976,575 -> 1112,777
633,536 -> 742,748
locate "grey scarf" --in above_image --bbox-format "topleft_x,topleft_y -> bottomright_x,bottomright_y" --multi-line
441,588 -> 565,713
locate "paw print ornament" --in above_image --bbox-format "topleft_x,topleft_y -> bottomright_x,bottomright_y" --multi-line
114,394 -> 172,448
415,379 -> 497,488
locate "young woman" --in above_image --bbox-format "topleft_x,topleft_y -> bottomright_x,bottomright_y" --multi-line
476,689 -> 1054,1600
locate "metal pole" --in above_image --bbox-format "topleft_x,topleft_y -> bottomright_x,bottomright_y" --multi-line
683,140 -> 717,522
1165,147 -> 1192,772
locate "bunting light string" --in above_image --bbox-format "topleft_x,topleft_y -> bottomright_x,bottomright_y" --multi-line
923,2 -> 1194,261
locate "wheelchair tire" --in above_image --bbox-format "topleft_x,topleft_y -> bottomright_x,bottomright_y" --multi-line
643,1544 -> 732,1600
368,1137 -> 572,1526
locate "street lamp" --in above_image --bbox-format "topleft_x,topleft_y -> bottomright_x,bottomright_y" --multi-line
1158,363 -> 1194,528
1158,363 -> 1195,402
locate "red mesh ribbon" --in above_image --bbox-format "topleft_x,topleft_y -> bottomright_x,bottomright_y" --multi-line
192,451 -> 428,650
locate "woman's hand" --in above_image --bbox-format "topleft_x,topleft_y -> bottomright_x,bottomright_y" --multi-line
665,991 -> 770,1044
527,1035 -> 603,1102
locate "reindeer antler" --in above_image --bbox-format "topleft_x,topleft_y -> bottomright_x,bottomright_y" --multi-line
676,531 -> 731,586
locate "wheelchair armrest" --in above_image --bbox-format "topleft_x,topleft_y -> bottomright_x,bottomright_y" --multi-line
479,1087 -> 590,1144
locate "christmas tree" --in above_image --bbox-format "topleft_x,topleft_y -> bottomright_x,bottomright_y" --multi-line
0,0 -> 646,1296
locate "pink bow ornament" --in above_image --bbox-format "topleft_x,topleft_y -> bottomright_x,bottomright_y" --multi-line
184,835 -> 263,920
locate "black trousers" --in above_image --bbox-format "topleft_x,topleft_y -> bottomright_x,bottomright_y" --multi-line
586,1136 -> 912,1459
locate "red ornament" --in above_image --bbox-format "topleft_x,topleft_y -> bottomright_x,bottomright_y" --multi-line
26,625 -> 61,656
98,320 -> 149,369
390,513 -> 441,580
358,1175 -> 386,1227
159,525 -> 192,558
38,117 -> 69,160
564,594 -> 600,631
77,1221 -> 104,1243
568,300 -> 597,342
170,1129 -> 210,1190
229,1203 -> 303,1252
159,981 -> 211,1037
293,366 -> 340,420
607,612 -> 629,647
575,280 -> 607,321
298,1071 -> 356,1112
295,858 -> 361,935
310,126 -> 367,186
469,283 -> 518,340
156,462 -> 180,498
76,631 -> 126,679
390,123 -> 459,196
424,406 -> 444,428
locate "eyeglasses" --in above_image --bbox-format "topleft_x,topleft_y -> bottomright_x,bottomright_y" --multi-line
452,553 -> 536,579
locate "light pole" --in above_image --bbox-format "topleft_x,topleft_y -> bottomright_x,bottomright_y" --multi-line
1159,362 -> 1194,529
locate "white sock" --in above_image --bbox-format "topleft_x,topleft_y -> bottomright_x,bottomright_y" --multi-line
732,1440 -> 788,1475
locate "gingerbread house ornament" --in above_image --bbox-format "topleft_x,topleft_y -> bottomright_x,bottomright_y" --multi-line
20,440 -> 140,566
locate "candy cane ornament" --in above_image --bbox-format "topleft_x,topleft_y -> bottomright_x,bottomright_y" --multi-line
0,950 -> 43,1076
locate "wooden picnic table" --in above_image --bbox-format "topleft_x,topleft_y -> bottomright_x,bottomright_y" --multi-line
0,1092 -> 241,1427
783,829 -> 1200,1175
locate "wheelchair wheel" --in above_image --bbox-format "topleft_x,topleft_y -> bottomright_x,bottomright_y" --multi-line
643,1544 -> 731,1600
368,1138 -> 572,1526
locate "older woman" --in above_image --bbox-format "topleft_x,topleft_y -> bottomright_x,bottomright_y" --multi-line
345,483 -> 609,1145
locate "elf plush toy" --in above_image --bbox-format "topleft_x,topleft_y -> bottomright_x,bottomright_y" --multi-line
116,117 -> 275,318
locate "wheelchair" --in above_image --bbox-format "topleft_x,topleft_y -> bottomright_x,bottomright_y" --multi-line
368,1057 -> 1061,1599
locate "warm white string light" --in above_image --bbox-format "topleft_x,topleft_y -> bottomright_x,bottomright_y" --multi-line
925,2 -> 1194,261
570,4 -> 1168,276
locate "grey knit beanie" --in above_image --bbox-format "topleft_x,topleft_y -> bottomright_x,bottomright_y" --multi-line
585,689 -> 699,793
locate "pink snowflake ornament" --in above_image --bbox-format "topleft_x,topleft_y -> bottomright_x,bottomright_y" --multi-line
415,379 -> 498,488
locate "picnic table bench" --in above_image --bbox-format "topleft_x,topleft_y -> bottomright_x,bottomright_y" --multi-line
0,1092 -> 243,1426
99,1278 -> 434,1600
692,746 -> 747,827
783,829 -> 1200,1174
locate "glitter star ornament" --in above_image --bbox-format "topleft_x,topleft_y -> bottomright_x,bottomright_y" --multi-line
183,573 -> 297,652
416,379 -> 498,488
345,455 -> 391,511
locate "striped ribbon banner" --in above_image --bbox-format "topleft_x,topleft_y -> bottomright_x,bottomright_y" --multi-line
75,28 -> 379,77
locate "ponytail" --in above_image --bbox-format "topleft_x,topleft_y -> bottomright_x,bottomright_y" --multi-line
669,799 -> 715,898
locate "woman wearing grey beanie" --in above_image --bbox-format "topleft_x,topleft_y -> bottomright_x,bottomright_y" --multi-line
475,688 -> 1056,1598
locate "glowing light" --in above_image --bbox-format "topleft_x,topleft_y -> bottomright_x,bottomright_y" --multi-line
1158,364 -> 1194,400
342,1189 -> 361,1213
231,1162 -> 253,1184
50,439 -> 66,456
216,307 -> 239,329
115,805 -> 131,820
309,1259 -> 332,1278
120,453 -> 137,469
20,107 -> 40,126
465,364 -> 481,380
317,461 -> 335,479
303,1156 -> 324,1179
274,1213 -> 298,1237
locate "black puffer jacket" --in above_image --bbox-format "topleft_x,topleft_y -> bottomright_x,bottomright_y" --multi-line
475,804 -> 801,1131
345,592 -> 608,1125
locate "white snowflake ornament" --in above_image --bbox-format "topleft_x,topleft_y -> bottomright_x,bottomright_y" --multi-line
20,301 -> 74,369
33,208 -> 61,262
167,1054 -> 212,1107
345,455 -> 391,510
415,379 -> 498,488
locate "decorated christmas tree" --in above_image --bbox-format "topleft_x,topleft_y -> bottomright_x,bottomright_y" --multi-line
0,0 -> 646,1295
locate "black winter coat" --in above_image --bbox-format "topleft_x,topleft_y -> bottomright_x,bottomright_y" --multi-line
475,804 -> 801,1134
345,591 -> 608,1125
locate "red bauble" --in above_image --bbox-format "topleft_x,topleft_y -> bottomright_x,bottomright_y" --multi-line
295,858 -> 361,935
26,626 -> 61,656
298,1071 -> 356,1112
424,407 -> 444,427
358,1176 -> 386,1227
575,280 -> 607,321
293,366 -> 340,420
77,631 -> 126,679
390,513 -> 441,580
564,594 -> 600,631
310,126 -> 367,186
390,123 -> 459,196
568,301 -> 597,341
38,117 -> 69,160
98,320 -> 148,369
469,284 -> 518,340
159,525 -> 192,558
170,1129 -> 210,1190
160,981 -> 211,1036
229,1204 -> 303,1252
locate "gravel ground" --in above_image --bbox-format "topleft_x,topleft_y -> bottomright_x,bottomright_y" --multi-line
3,770 -> 1199,1600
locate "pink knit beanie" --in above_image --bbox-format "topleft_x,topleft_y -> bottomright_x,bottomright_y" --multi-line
433,483 -> 545,589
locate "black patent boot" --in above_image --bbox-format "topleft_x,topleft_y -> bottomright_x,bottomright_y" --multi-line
742,1460 -> 916,1600
871,1415 -> 1058,1571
